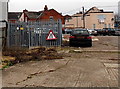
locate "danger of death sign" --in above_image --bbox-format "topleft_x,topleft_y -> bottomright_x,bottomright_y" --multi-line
46,30 -> 57,40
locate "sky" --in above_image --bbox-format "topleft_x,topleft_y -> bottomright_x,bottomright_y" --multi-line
9,0 -> 120,15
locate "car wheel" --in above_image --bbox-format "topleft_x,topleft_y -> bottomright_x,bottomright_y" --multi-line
69,41 -> 73,47
87,43 -> 92,47
108,33 -> 111,36
94,34 -> 97,36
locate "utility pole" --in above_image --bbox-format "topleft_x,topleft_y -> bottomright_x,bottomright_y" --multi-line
82,6 -> 85,28
76,16 -> 78,28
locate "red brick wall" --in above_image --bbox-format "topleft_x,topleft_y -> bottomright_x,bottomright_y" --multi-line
37,9 -> 65,24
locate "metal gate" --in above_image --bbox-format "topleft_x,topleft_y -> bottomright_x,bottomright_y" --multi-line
7,20 -> 62,48
0,21 -> 7,50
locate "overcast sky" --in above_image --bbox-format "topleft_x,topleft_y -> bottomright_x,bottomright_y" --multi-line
9,0 -> 120,15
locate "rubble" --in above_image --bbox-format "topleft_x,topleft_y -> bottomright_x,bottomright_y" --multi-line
1,47 -> 63,69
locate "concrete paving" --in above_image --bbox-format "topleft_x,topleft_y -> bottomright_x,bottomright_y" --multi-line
2,36 -> 119,87
2,52 -> 118,87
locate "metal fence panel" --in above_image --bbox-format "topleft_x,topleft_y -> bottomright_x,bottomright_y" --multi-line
0,28 -> 2,50
7,20 -> 62,48
0,26 -> 7,50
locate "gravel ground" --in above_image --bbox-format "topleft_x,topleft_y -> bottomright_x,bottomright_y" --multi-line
63,36 -> 119,50
85,36 -> 119,50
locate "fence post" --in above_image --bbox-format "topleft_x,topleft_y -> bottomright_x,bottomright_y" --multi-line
28,22 -> 30,49
7,22 -> 10,48
58,19 -> 62,46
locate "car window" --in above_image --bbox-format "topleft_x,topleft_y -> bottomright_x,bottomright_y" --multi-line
72,30 -> 89,35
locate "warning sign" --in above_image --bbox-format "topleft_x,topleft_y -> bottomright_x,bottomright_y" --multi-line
46,30 -> 57,40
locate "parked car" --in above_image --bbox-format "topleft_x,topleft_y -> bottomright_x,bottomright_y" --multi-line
69,29 -> 92,47
64,29 -> 72,34
97,28 -> 115,36
87,29 -> 97,36
114,29 -> 120,36
94,29 -> 102,35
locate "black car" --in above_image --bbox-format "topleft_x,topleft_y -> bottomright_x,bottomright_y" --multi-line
69,29 -> 92,47
64,29 -> 72,34
95,28 -> 115,36
114,29 -> 120,36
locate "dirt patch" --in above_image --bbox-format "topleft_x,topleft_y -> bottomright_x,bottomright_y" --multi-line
1,47 -> 63,69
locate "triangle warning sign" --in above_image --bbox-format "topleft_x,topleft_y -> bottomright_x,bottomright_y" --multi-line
46,30 -> 57,40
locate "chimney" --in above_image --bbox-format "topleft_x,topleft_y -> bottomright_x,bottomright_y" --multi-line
44,5 -> 48,11
23,9 -> 28,13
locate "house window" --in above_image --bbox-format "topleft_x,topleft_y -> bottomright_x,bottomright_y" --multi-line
111,18 -> 114,21
49,16 -> 53,20
104,24 -> 107,28
93,24 -> 96,29
97,15 -> 106,24
67,19 -> 69,22
25,17 -> 27,22
108,24 -> 111,28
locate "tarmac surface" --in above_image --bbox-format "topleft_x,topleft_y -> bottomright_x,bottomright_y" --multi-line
2,36 -> 120,87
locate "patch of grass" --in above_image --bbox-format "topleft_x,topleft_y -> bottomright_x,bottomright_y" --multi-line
1,61 -> 13,70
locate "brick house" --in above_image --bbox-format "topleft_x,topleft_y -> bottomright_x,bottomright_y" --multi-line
65,7 -> 114,29
65,12 -> 83,28
19,9 -> 40,22
19,5 -> 65,24
8,12 -> 22,23
37,5 -> 65,24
